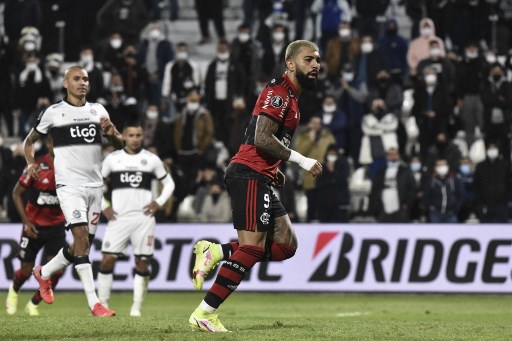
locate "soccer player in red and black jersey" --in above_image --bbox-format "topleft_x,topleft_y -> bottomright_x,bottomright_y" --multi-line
5,138 -> 67,316
189,40 -> 323,332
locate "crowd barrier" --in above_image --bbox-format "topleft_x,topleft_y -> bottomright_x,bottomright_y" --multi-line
1,223 -> 511,293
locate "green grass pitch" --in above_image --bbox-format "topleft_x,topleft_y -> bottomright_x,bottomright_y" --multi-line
2,292 -> 512,340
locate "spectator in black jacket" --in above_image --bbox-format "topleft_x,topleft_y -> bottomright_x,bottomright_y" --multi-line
424,158 -> 464,223
316,144 -> 351,222
260,24 -> 288,80
412,66 -> 452,155
354,0 -> 390,38
370,147 -> 416,222
416,39 -> 456,95
455,41 -> 485,145
205,39 -> 246,147
481,63 -> 512,160
424,131 -> 461,173
473,143 -> 511,223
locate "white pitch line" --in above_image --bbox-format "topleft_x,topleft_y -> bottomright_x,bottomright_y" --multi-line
336,312 -> 369,317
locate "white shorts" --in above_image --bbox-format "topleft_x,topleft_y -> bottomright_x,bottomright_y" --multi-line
101,213 -> 156,257
56,186 -> 103,235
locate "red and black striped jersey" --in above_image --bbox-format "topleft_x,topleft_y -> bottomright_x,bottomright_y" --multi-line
19,154 -> 65,227
230,74 -> 300,179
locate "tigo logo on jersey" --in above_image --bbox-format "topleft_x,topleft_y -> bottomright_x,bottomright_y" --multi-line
70,124 -> 97,143
120,171 -> 144,188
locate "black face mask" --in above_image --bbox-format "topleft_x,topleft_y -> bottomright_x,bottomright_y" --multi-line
492,74 -> 502,82
212,193 -> 220,203
386,28 -> 397,36
373,107 -> 385,118
296,68 -> 317,90
436,140 -> 448,150
377,77 -> 390,88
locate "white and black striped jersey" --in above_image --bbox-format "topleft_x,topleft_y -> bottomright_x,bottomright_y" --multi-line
34,99 -> 109,187
102,149 -> 168,216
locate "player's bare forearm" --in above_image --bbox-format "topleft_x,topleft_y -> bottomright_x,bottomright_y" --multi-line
254,115 -> 291,160
108,128 -> 124,149
23,129 -> 41,165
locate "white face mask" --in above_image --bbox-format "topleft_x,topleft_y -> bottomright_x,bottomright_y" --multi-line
187,102 -> 199,112
238,32 -> 250,43
421,27 -> 432,38
217,52 -> 230,61
146,110 -> 158,119
24,41 -> 36,51
435,165 -> 449,177
487,148 -> 499,159
80,54 -> 93,64
272,32 -> 285,42
430,48 -> 441,58
110,38 -> 122,49
149,29 -> 161,40
176,51 -> 188,61
343,72 -> 354,82
466,51 -> 478,59
425,74 -> 437,85
361,42 -> 373,54
486,54 -> 497,64
323,104 -> 336,113
339,28 -> 351,38
327,155 -> 338,163
183,80 -> 194,89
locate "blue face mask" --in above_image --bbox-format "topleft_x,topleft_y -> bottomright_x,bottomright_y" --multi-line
388,160 -> 400,168
410,162 -> 421,172
459,164 -> 471,175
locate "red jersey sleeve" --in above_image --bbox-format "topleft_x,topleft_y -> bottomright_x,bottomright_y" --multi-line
257,84 -> 289,123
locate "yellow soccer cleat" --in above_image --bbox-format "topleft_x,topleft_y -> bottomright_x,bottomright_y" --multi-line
191,240 -> 222,291
5,283 -> 18,315
24,300 -> 39,316
189,307 -> 229,332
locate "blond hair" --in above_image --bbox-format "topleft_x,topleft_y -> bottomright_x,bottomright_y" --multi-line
285,40 -> 319,62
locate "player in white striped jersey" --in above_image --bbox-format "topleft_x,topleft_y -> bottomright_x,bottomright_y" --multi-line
22,65 -> 123,317
97,122 -> 175,317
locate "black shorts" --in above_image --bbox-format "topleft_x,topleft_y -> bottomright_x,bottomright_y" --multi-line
18,225 -> 68,263
225,163 -> 287,232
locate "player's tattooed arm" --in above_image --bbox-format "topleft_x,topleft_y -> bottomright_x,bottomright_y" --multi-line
254,115 -> 291,160
22,129 -> 42,179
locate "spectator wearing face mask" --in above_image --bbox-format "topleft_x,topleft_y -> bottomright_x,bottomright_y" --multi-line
324,21 -> 360,78
359,98 -> 399,168
78,47 -> 104,102
457,157 -> 476,222
261,24 -> 289,80
473,143 -> 512,223
44,53 -> 65,103
230,24 -> 263,99
197,182 -> 231,223
194,0 -> 226,44
356,35 -> 387,88
407,18 -> 446,76
311,0 -> 352,54
13,53 -> 52,139
370,148 -> 416,222
412,67 -> 452,155
481,63 -> 512,160
409,154 -> 428,222
294,116 -> 336,222
455,41 -> 485,146
368,68 -> 403,116
205,39 -> 246,147
118,44 -> 144,100
425,132 -> 461,174
337,62 -> 368,166
377,18 -> 409,84
103,73 -> 138,131
100,32 -> 127,73
143,104 -> 160,147
416,40 -> 456,95
424,158 -> 464,223
137,22 -> 174,105
161,41 -> 202,115
319,95 -> 347,151
316,144 -> 350,222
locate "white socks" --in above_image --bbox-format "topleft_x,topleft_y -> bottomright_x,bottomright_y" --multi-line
97,272 -> 113,307
41,248 -> 71,279
75,263 -> 100,309
132,274 -> 149,312
200,300 -> 216,313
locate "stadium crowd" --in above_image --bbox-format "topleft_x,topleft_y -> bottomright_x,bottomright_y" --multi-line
0,0 -> 512,224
